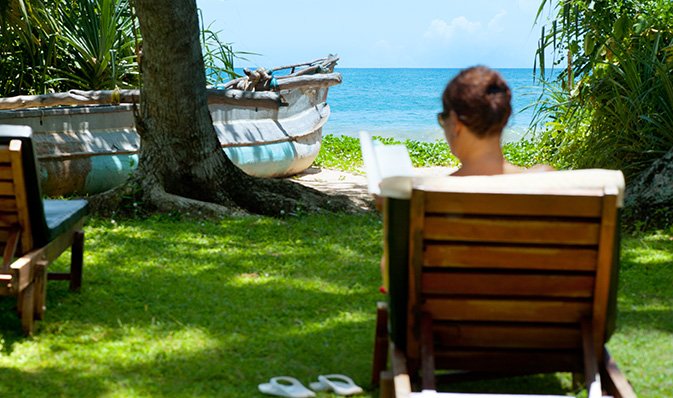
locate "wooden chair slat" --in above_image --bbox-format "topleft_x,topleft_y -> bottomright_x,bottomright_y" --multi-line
421,272 -> 595,298
0,213 -> 19,227
423,298 -> 592,323
9,139 -> 33,253
0,148 -> 10,163
433,350 -> 583,373
0,182 -> 14,195
0,229 -> 12,241
0,197 -> 17,212
0,166 -> 13,181
424,244 -> 597,271
424,217 -> 601,245
432,323 -> 581,349
424,191 -> 604,218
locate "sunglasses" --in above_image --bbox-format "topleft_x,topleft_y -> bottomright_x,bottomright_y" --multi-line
437,112 -> 448,127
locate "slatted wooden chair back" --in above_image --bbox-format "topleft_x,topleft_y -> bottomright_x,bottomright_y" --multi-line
0,126 -> 88,335
404,186 -> 620,375
0,139 -> 34,272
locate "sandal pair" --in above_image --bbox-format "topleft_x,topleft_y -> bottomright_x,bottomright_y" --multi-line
258,374 -> 363,397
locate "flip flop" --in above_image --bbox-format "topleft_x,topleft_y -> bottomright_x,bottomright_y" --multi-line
309,374 -> 363,396
258,376 -> 316,398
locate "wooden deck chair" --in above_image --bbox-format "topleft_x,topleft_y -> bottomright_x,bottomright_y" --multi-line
372,170 -> 637,398
0,125 -> 88,335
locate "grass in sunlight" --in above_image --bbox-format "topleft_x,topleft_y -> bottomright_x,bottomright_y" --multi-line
0,214 -> 382,397
0,215 -> 670,397
608,229 -> 673,396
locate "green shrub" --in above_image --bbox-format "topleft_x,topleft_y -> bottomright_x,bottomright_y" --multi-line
533,0 -> 673,179
315,134 -> 539,172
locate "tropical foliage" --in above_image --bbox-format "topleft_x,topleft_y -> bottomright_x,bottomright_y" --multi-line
533,0 -> 673,179
314,134 -> 539,172
1,0 -> 61,94
50,0 -> 139,90
0,0 -> 139,95
0,0 -> 241,96
199,8 -> 249,87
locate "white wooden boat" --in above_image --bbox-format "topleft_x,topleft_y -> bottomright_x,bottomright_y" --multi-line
0,56 -> 341,196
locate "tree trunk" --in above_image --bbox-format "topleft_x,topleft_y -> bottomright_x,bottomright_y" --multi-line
119,0 -> 354,217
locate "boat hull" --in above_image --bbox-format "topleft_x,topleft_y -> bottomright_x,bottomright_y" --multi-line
0,86 -> 330,196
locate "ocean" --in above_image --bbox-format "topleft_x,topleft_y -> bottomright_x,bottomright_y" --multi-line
324,68 -> 543,143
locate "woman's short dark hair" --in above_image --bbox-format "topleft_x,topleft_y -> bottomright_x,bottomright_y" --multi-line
441,66 -> 512,138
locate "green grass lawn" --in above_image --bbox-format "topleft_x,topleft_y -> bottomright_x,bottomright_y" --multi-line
0,214 -> 671,397
0,135 -> 671,396
0,214 -> 383,397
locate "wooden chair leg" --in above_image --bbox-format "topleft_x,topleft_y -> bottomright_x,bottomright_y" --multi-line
390,343 -> 412,398
420,312 -> 436,391
20,282 -> 35,336
69,230 -> 84,291
372,301 -> 389,387
600,348 -> 637,398
379,370 -> 393,398
34,261 -> 48,320
581,319 -> 602,398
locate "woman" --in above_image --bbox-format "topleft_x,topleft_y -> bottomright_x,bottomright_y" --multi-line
438,66 -> 551,175
377,67 -> 550,294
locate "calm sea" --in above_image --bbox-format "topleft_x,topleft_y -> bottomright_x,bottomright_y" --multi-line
325,68 -> 542,143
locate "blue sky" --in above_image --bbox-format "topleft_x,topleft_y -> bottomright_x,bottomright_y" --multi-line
196,0 -> 548,68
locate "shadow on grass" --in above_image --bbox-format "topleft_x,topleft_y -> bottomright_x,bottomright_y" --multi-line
0,214 -> 384,397
1,219 -> 668,397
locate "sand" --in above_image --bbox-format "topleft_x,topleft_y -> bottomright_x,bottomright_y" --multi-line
291,166 -> 456,209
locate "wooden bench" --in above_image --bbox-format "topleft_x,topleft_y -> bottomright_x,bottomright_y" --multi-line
0,125 -> 88,335
372,171 -> 637,398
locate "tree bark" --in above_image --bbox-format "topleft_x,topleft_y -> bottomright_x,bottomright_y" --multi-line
123,0 -> 354,217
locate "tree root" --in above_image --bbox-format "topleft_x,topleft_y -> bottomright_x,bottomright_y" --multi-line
231,175 -> 362,217
87,167 -> 364,219
86,181 -> 141,217
145,185 -> 245,218
88,176 -> 245,218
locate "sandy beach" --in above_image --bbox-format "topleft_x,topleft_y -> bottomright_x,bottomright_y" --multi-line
292,166 -> 456,209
